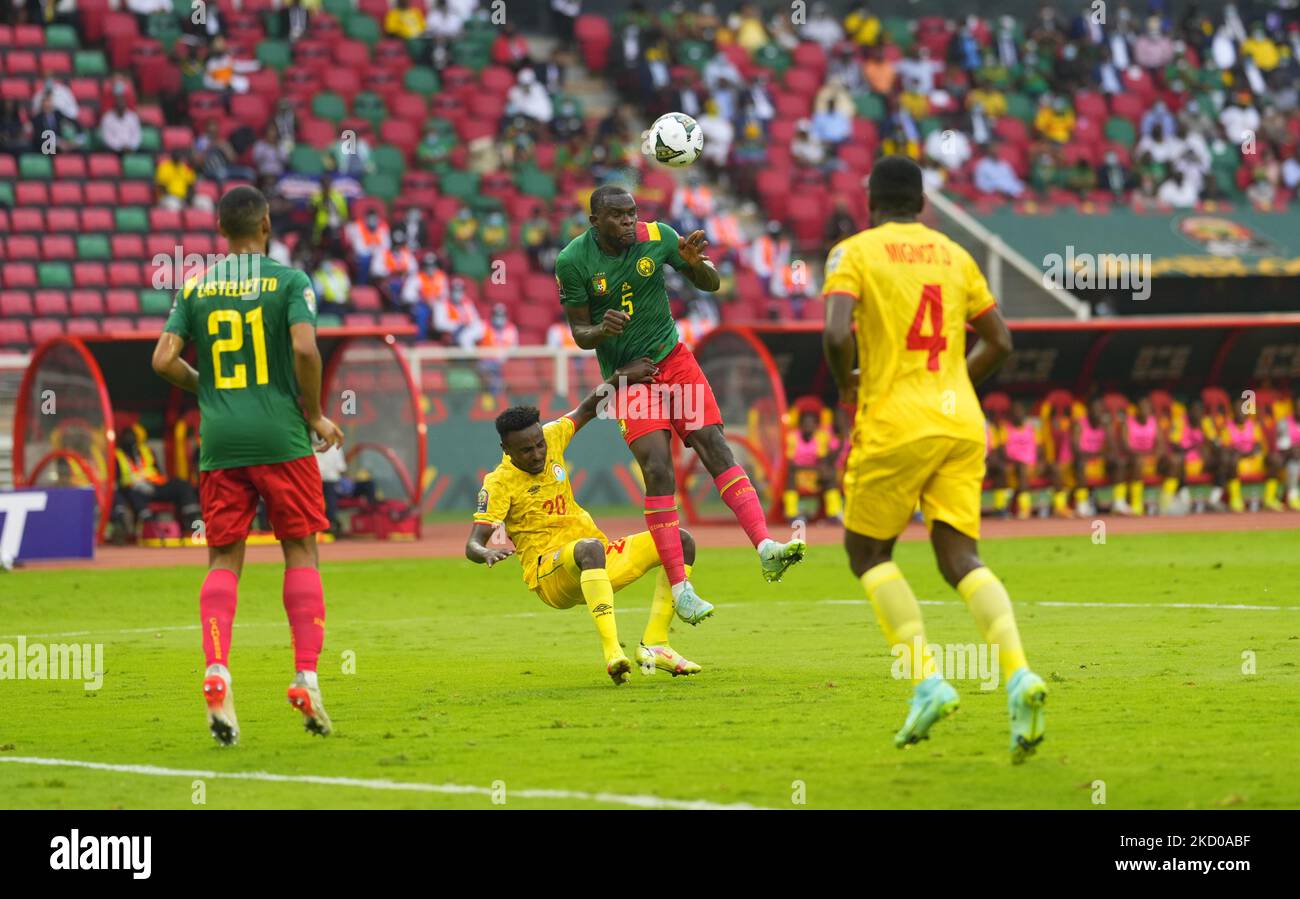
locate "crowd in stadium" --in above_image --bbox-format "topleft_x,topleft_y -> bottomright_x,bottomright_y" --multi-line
0,1 -> 1298,351
785,385 -> 1300,522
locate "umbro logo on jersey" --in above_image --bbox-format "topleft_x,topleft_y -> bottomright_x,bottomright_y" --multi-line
527,485 -> 541,494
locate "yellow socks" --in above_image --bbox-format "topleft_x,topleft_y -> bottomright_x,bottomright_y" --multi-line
824,487 -> 843,519
580,569 -> 622,662
1162,477 -> 1179,499
1073,487 -> 1088,507
861,562 -> 933,682
783,489 -> 799,520
956,566 -> 1028,685
1129,481 -> 1144,514
993,488 -> 1011,511
1015,491 -> 1032,517
1114,481 -> 1128,504
1052,490 -> 1069,513
1264,478 -> 1279,505
643,563 -> 691,647
1228,478 -> 1243,509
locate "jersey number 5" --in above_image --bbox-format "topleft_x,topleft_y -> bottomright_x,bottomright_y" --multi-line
906,284 -> 947,372
209,307 -> 269,390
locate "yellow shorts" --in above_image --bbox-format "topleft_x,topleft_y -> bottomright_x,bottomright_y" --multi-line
533,531 -> 662,610
1237,453 -> 1266,479
843,436 -> 984,541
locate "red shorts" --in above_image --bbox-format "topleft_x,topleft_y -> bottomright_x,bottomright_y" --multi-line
616,342 -> 723,446
199,455 -> 329,547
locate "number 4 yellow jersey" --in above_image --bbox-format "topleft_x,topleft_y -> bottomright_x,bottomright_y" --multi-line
823,221 -> 998,455
473,416 -> 606,589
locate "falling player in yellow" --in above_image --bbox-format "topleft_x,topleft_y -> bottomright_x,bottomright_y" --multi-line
822,156 -> 1047,763
464,357 -> 705,685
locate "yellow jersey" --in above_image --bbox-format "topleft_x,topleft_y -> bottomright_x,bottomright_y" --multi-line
473,416 -> 606,590
823,220 -> 997,455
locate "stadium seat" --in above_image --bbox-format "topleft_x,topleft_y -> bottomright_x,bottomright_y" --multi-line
0,320 -> 30,347
33,290 -> 69,317
38,263 -> 73,290
72,263 -> 106,287
15,181 -> 48,207
105,290 -> 140,316
70,290 -> 105,317
0,290 -> 34,317
40,235 -> 75,260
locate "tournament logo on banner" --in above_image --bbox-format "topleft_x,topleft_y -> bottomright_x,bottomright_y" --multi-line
1174,216 -> 1280,257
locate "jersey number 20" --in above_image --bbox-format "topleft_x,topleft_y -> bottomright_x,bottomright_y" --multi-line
209,308 -> 269,390
906,284 -> 947,372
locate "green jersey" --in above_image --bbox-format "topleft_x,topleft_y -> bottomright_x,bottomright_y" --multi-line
163,253 -> 317,471
554,221 -> 688,378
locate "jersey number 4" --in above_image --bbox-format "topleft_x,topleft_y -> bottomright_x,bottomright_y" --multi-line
906,284 -> 947,372
208,308 -> 269,390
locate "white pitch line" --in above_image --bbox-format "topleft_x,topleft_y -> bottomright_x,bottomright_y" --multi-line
0,756 -> 766,811
821,599 -> 1296,611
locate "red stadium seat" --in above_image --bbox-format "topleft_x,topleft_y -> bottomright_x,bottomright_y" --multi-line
105,290 -> 140,316
29,318 -> 65,344
10,209 -> 44,233
6,236 -> 38,259
5,51 -> 38,76
46,209 -> 78,231
33,290 -> 69,317
52,155 -> 87,179
102,317 -> 134,333
66,318 -> 100,337
109,262 -> 143,287
40,235 -> 75,260
0,320 -> 30,347
49,183 -> 83,206
15,182 -> 49,207
0,290 -> 34,317
70,290 -> 105,317
88,154 -> 123,179
149,208 -> 183,232
119,182 -> 154,206
73,263 -> 106,287
350,285 -> 381,311
111,235 -> 146,259
183,209 -> 216,231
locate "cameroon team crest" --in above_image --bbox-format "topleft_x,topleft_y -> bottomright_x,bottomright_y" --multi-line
592,273 -> 608,295
636,256 -> 655,277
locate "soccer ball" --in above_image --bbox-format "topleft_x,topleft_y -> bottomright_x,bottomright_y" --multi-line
646,112 -> 704,168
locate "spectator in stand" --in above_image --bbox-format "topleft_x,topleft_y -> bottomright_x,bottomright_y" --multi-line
824,196 -> 858,246
550,0 -> 580,45
696,99 -> 733,177
110,425 -> 200,542
811,77 -> 854,147
804,2 -> 843,49
416,118 -> 456,171
125,0 -> 171,30
1097,149 -> 1134,198
251,121 -> 288,180
993,15 -> 1019,69
967,78 -> 1007,118
30,92 -> 81,151
750,220 -> 791,294
547,310 -> 580,350
425,0 -> 464,40
671,170 -> 716,234
1140,100 -> 1177,138
30,75 -> 77,121
433,277 -> 483,348
520,211 -> 554,271
312,255 -> 352,311
924,122 -> 972,172
346,209 -> 390,287
897,45 -> 941,95
1062,158 -> 1098,196
330,130 -> 374,178
974,149 -> 1026,197
1220,91 -> 1260,146
1029,150 -> 1059,193
0,98 -> 30,155
1134,16 -> 1176,70
1034,93 -> 1076,144
203,36 -> 259,95
1157,169 -> 1199,207
492,21 -> 532,69
155,148 -> 197,210
1241,22 -> 1280,71
1135,123 -> 1186,166
772,254 -> 816,318
729,2 -> 769,52
863,44 -> 895,94
384,0 -> 425,40
826,40 -> 864,92
401,206 -> 430,253
950,20 -> 983,72
879,123 -> 920,161
477,304 -> 520,395
705,204 -> 744,256
481,210 -> 510,254
279,0 -> 310,43
372,227 -> 417,305
739,72 -> 775,124
730,115 -> 768,194
309,172 -> 349,253
195,118 -> 253,182
792,118 -> 828,170
1282,145 -> 1300,192
843,4 -> 881,46
402,252 -> 450,340
702,50 -> 742,95
98,84 -> 141,153
507,68 -> 553,125
1245,164 -> 1279,208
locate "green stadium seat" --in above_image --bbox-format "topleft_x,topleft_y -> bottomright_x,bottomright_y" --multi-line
115,208 -> 149,233
344,12 -> 381,44
311,92 -> 348,123
352,92 -> 387,129
139,289 -> 174,315
147,13 -> 183,50
404,67 -> 441,95
918,117 -> 942,138
123,154 -> 154,180
19,154 -> 52,179
883,17 -> 914,50
451,38 -> 493,72
854,92 -> 886,121
514,166 -> 556,201
316,312 -> 343,329
678,40 -> 711,71
39,263 -> 73,289
74,50 -> 107,76
1005,93 -> 1036,123
362,172 -> 400,202
170,0 -> 191,14
447,367 -> 482,391
139,127 -> 161,153
76,235 -> 111,260
1104,116 -> 1136,146
290,145 -> 325,175
0,182 -> 12,207
323,0 -> 352,17
439,170 -> 480,201
371,145 -> 406,177
753,43 -> 791,75
256,40 -> 292,71
447,244 -> 491,280
44,24 -> 78,49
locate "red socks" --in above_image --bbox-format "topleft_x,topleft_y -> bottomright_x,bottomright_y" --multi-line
200,568 -> 238,668
715,464 -> 770,547
283,567 -> 326,673
644,494 -> 687,586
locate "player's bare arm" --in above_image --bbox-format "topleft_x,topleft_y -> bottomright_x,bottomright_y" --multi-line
465,521 -> 513,566
567,356 -> 659,432
564,302 -> 630,349
290,321 -> 344,450
823,290 -> 857,404
966,305 -> 1013,386
677,230 -> 720,291
151,331 -> 200,394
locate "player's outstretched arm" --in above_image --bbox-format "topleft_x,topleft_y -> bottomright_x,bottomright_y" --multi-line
465,521 -> 513,566
677,230 -> 720,291
967,305 -> 1014,386
290,322 -> 344,450
565,303 -> 629,349
151,332 -> 199,394
565,356 -> 659,434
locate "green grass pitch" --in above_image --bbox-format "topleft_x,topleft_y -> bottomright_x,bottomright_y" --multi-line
2,529 -> 1297,809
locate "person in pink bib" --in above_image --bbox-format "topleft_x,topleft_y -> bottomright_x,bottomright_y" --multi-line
1115,395 -> 1170,515
1168,398 -> 1219,512
1218,402 -> 1272,512
783,409 -> 844,523
1000,400 -> 1063,519
1065,397 -> 1118,516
